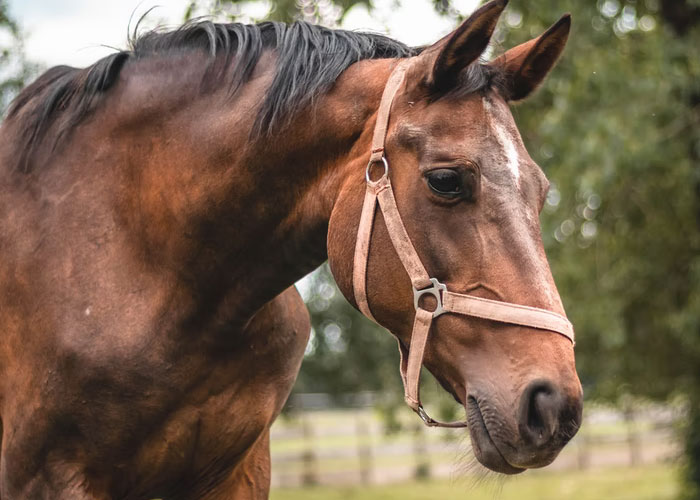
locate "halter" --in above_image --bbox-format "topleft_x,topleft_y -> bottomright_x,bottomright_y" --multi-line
352,60 -> 575,428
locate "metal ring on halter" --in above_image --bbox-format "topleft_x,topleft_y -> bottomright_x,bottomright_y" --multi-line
417,405 -> 436,426
413,278 -> 447,318
365,156 -> 389,186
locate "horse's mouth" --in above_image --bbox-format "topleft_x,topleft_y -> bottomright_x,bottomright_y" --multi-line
466,396 -> 524,475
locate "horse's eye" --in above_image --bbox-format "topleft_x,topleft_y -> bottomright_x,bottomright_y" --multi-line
426,169 -> 464,198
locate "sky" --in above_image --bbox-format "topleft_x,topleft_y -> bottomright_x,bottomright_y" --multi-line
9,0 -> 480,69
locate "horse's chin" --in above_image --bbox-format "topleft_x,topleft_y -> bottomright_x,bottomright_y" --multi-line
466,397 -> 525,475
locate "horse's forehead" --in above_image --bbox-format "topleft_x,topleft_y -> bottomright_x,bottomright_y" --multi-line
440,94 -> 531,190
398,92 -> 541,194
479,95 -> 528,188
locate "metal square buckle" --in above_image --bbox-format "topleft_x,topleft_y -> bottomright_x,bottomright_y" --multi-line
413,278 -> 446,318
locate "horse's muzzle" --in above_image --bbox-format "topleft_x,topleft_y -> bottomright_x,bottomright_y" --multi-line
467,379 -> 583,472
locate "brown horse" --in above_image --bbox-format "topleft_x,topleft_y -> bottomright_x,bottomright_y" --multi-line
0,0 -> 582,497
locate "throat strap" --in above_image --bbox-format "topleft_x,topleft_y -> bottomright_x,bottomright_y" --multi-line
352,60 -> 574,428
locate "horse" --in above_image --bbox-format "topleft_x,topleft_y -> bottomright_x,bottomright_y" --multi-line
0,0 -> 583,497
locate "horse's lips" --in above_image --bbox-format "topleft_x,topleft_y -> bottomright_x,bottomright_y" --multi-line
466,397 -> 525,475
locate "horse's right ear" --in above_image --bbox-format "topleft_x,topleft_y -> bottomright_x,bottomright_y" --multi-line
490,14 -> 571,101
421,0 -> 508,93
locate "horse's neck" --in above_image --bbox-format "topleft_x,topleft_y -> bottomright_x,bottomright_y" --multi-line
235,59 -> 393,311
119,56 -> 392,323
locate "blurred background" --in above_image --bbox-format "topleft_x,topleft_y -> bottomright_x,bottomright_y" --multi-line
3,0 -> 699,498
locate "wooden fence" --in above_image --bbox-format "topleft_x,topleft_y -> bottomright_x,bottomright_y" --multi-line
269,396 -> 682,488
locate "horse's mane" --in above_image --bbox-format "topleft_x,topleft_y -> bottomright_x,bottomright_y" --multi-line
6,19 -> 500,173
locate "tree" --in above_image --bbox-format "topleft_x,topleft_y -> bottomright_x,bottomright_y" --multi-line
0,0 -> 36,114
184,0 -> 370,24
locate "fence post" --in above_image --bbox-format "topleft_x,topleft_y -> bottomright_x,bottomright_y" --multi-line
413,422 -> 431,480
356,413 -> 373,485
301,412 -> 318,486
576,426 -> 591,470
624,404 -> 642,466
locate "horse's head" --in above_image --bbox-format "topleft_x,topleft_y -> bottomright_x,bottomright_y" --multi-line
328,0 -> 581,474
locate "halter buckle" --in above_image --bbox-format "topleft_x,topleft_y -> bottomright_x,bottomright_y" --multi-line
413,278 -> 446,318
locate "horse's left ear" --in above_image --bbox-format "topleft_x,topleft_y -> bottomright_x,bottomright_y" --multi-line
491,14 -> 571,101
422,0 -> 508,93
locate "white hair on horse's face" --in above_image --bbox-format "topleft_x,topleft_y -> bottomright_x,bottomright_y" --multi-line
478,95 -> 564,312
482,96 -> 521,187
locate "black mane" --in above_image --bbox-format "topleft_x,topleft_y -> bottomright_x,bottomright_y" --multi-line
6,19 -> 499,173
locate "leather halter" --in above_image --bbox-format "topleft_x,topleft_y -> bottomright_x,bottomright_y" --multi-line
352,60 -> 575,428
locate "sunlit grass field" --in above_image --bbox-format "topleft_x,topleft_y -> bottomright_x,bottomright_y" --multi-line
271,463 -> 679,500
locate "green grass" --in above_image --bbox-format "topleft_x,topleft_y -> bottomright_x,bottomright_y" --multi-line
270,463 -> 679,500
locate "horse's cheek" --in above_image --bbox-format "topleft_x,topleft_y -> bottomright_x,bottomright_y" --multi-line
326,183 -> 362,307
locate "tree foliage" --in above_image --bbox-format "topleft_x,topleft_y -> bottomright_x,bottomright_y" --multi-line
185,0 -> 371,24
0,0 -> 35,114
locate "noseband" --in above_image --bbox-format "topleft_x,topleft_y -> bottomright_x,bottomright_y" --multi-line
352,60 -> 575,428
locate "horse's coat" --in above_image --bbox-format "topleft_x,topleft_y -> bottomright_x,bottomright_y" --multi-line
483,97 -> 522,185
0,1 -> 583,497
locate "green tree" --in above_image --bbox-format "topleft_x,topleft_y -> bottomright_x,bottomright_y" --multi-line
185,0 -> 370,24
0,0 -> 35,114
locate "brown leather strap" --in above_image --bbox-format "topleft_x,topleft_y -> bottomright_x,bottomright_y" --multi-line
398,308 -> 468,428
353,60 -> 412,320
369,61 -> 410,163
351,59 -> 574,429
404,308 -> 432,410
374,177 -> 432,290
443,291 -> 574,343
353,188 -> 378,322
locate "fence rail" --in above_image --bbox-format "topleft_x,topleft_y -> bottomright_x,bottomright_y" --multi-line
270,396 -> 681,488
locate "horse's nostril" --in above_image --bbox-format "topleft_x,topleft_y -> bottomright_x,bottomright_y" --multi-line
519,380 -> 564,447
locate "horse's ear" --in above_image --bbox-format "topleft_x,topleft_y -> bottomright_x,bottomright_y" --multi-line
425,0 -> 508,93
491,14 -> 571,101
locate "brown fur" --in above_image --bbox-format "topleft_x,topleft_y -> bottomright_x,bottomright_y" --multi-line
0,1 -> 580,496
